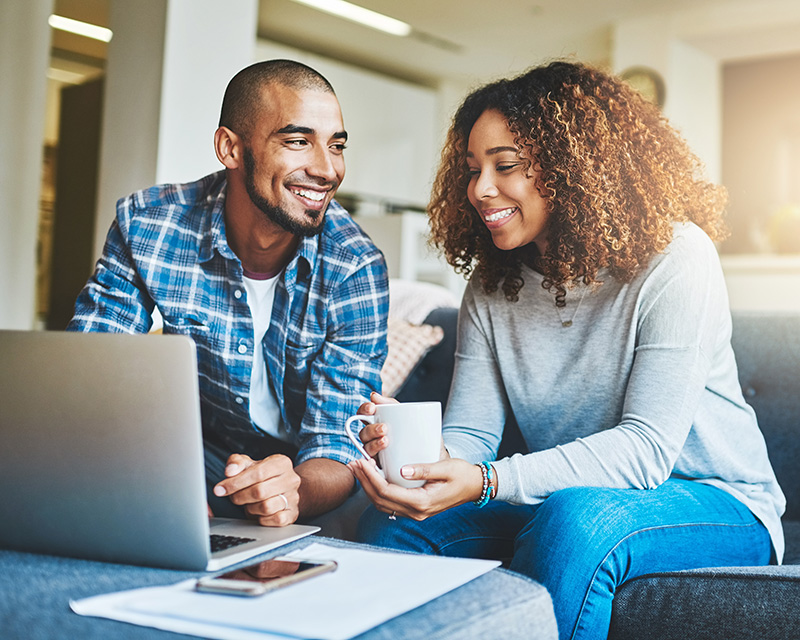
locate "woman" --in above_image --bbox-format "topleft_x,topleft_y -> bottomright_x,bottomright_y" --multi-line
349,61 -> 785,640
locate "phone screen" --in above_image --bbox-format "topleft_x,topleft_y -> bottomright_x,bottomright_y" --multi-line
217,559 -> 326,584
196,557 -> 337,596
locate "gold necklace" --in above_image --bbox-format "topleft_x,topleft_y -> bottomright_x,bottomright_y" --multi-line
554,286 -> 588,328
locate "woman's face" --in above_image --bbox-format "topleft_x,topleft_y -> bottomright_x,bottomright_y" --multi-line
466,109 -> 549,253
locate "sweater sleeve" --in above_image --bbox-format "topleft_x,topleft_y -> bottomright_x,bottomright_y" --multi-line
493,230 -> 730,504
441,282 -> 510,463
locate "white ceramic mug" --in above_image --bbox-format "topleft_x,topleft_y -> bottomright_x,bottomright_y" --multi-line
345,401 -> 442,488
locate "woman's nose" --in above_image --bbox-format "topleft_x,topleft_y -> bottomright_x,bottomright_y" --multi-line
473,170 -> 498,199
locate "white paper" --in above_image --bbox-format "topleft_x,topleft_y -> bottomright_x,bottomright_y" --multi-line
72,582 -> 287,640
71,542 -> 500,640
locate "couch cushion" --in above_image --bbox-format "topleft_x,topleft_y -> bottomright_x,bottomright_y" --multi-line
731,312 -> 800,521
782,520 -> 800,565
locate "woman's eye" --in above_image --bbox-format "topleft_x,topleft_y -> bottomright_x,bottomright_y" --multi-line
497,163 -> 519,172
466,167 -> 480,177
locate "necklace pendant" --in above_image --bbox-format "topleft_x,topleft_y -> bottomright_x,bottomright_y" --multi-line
554,286 -> 588,328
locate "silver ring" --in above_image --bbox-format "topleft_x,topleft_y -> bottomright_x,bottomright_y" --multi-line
389,511 -> 397,520
277,493 -> 289,512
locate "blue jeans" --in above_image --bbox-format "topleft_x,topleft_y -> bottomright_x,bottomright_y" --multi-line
357,479 -> 772,640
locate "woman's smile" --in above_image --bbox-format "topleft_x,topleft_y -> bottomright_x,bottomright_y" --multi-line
481,206 -> 518,226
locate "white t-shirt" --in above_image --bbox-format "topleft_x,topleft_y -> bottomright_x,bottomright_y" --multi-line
242,269 -> 288,442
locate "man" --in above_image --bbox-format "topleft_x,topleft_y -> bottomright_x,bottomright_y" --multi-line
67,60 -> 389,527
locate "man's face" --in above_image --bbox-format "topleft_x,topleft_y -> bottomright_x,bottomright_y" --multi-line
243,84 -> 347,237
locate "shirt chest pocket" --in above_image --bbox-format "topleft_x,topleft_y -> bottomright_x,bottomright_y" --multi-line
161,315 -> 212,340
284,340 -> 322,380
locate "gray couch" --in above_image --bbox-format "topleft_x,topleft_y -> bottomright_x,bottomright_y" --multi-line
396,308 -> 800,639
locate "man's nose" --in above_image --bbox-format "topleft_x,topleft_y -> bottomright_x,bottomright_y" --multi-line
307,146 -> 340,184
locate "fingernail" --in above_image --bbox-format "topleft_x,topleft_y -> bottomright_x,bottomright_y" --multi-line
225,464 -> 240,475
400,466 -> 413,478
213,485 -> 226,497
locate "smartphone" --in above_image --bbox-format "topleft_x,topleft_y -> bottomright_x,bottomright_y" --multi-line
195,557 -> 337,597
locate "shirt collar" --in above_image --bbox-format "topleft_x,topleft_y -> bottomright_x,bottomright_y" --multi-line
293,229 -> 319,278
199,172 -> 233,263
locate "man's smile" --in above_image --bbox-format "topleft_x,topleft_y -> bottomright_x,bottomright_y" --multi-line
290,186 -> 327,202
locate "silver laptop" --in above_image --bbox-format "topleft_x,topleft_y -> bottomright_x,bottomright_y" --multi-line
0,330 -> 318,571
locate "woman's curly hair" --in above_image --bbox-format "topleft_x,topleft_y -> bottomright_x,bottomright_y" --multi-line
428,61 -> 728,303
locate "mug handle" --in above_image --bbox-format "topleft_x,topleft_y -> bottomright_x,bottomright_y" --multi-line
344,414 -> 374,462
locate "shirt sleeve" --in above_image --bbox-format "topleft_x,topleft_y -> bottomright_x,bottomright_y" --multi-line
493,234 -> 728,503
66,203 -> 154,334
293,254 -> 389,466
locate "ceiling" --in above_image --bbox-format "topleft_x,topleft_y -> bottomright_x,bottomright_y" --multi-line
51,0 -> 109,62
256,0 -> 800,87
51,0 -> 800,87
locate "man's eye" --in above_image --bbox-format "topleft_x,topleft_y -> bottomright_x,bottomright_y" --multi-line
287,139 -> 308,147
331,143 -> 347,153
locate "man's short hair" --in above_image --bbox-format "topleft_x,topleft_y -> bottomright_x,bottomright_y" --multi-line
218,59 -> 335,138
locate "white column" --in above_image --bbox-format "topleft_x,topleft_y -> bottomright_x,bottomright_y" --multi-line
94,0 -> 258,257
0,0 -> 53,329
667,42 -> 721,184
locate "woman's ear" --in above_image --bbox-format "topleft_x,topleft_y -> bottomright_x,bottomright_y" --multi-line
214,126 -> 241,170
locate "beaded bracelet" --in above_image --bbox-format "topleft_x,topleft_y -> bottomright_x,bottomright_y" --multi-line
473,461 -> 494,508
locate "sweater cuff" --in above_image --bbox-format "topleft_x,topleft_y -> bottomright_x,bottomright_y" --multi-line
491,455 -> 547,505
491,458 -> 517,503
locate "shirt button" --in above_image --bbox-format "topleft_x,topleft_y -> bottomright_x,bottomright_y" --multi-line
238,343 -> 247,354
234,290 -> 242,299
235,396 -> 244,405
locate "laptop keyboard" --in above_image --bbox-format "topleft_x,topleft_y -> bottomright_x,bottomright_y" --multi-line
210,533 -> 256,553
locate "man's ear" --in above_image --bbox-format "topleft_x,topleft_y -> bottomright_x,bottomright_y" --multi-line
214,126 -> 242,169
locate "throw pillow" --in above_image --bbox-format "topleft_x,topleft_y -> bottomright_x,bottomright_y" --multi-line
389,279 -> 460,325
381,319 -> 444,397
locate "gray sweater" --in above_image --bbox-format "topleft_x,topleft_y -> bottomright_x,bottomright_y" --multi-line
443,223 -> 786,561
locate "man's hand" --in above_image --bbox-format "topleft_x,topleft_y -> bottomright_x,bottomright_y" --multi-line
213,454 -> 301,526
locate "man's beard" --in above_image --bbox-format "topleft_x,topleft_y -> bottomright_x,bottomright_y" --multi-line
243,146 -> 328,238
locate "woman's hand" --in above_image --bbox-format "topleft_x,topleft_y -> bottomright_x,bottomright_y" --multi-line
356,391 -> 450,462
349,455 -> 484,521
356,392 -> 398,459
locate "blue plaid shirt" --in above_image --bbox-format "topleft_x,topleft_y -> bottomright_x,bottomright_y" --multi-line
68,171 -> 389,465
